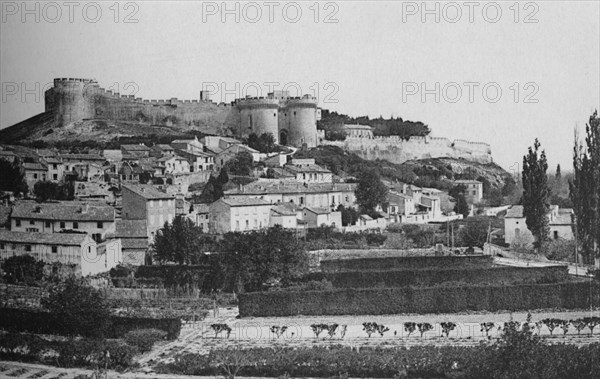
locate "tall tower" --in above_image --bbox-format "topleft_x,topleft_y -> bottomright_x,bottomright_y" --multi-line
45,78 -> 97,126
282,95 -> 319,148
236,96 -> 280,143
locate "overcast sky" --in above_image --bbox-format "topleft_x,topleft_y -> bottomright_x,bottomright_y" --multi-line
1,1 -> 599,170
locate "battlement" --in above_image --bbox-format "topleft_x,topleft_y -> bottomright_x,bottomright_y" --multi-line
54,78 -> 97,85
236,97 -> 280,109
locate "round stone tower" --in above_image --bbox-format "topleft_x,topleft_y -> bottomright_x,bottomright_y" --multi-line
46,78 -> 97,125
236,96 -> 280,143
283,95 -> 318,148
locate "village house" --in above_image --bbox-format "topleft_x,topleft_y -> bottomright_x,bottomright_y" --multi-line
0,230 -> 122,276
115,219 -> 148,266
388,191 -> 416,217
344,124 -> 374,139
283,159 -> 333,184
215,144 -> 260,171
157,155 -> 190,175
302,207 -> 342,229
170,136 -> 204,154
61,153 -> 105,171
201,136 -> 241,154
10,201 -> 116,242
22,162 -> 47,189
175,149 -> 215,172
150,144 -> 175,158
224,181 -> 357,209
187,203 -> 210,232
41,156 -> 66,181
454,180 -> 483,204
270,203 -> 301,229
209,198 -> 272,234
121,144 -> 152,158
504,205 -> 575,246
121,184 -> 176,239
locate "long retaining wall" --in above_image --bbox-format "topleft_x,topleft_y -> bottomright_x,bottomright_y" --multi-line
320,255 -> 493,272
304,265 -> 569,288
239,281 -> 599,317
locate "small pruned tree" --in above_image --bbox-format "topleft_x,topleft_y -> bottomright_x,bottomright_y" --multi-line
572,319 -> 587,335
441,322 -> 456,338
480,322 -> 495,339
583,317 -> 600,335
326,324 -> 339,339
404,322 -> 417,338
310,323 -> 328,339
270,326 -> 288,339
558,320 -> 570,335
211,323 -> 232,339
417,323 -> 433,338
542,318 -> 561,336
339,325 -> 348,339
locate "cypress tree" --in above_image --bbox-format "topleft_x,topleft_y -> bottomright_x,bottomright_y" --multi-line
522,139 -> 550,249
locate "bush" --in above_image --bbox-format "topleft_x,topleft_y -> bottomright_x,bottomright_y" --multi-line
124,328 -> 167,353
1,255 -> 44,285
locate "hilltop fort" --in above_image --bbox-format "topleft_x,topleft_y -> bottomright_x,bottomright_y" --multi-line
3,78 -> 492,164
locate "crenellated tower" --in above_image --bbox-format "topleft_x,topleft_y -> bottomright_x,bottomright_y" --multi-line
45,78 -> 97,125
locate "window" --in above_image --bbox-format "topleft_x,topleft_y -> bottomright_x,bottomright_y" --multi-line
97,222 -> 103,228
73,222 -> 79,229
16,219 -> 21,227
51,246 -> 58,253
29,220 -> 35,225
25,245 -> 32,252
53,174 -> 58,180
150,215 -> 155,225
60,221 -> 65,228
26,228 -> 38,232
236,220 -> 240,230
553,231 -> 559,239
33,173 -> 38,179
245,220 -> 249,229
149,201 -> 153,208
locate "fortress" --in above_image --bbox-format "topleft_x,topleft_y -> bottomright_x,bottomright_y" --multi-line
44,78 -> 320,148
41,78 -> 491,163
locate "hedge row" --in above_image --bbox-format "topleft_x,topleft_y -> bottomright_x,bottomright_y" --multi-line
0,307 -> 181,340
239,281 -> 599,317
135,265 -> 211,287
320,254 -> 493,272
304,265 -> 569,288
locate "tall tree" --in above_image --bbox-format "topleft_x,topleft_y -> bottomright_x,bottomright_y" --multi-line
522,139 -> 551,249
0,158 -> 28,196
355,170 -> 388,213
570,111 -> 600,265
151,216 -> 205,264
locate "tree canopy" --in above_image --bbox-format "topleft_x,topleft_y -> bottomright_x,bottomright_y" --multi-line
151,216 -> 208,264
223,151 -> 254,176
355,170 -> 388,213
522,139 -> 551,249
247,133 -> 275,154
0,158 -> 28,195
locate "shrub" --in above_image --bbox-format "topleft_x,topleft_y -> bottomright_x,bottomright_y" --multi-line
542,318 -> 562,335
211,323 -> 232,338
417,323 -> 433,338
124,329 -> 167,353
362,322 -> 389,338
270,326 -> 288,339
310,324 -> 329,339
403,322 -> 416,338
440,322 -> 456,338
480,322 -> 495,338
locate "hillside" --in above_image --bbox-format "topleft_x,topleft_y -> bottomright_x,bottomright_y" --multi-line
0,118 -> 222,147
294,145 -> 511,192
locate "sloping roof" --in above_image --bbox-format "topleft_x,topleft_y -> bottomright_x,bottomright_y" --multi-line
61,154 -> 104,161
23,162 -> 47,170
12,201 -> 115,222
225,181 -> 356,196
271,203 -> 299,216
285,164 -> 331,174
344,124 -> 372,130
115,220 -> 147,238
219,198 -> 272,207
219,144 -> 259,156
454,180 -> 482,185
121,238 -> 149,250
505,205 -> 524,218
192,204 -> 210,214
156,144 -> 174,150
0,230 -> 88,246
121,144 -> 151,151
0,205 -> 11,225
122,184 -> 174,200
305,207 -> 330,215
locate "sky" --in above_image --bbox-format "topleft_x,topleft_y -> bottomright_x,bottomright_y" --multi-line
1,1 -> 599,171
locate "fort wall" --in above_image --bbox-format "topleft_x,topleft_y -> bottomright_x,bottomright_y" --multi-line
322,135 -> 492,164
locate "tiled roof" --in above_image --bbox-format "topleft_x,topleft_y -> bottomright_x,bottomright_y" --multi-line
122,184 -> 174,200
156,144 -> 174,150
61,153 -> 104,161
192,204 -> 210,213
121,238 -> 149,249
271,203 -> 299,216
218,144 -> 259,156
505,205 -> 524,218
121,144 -> 151,151
0,230 -> 88,246
115,220 -> 147,238
12,201 -> 115,221
225,181 -> 356,195
23,162 -> 47,170
304,207 -> 330,215
0,205 -> 11,225
285,164 -> 331,174
454,180 -> 482,185
219,198 -> 272,207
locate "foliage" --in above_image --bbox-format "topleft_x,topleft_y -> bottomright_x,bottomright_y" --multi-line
542,318 -> 561,335
274,279 -> 334,292
33,180 -> 75,201
211,323 -> 232,338
310,324 -> 329,339
151,216 -> 207,264
336,204 -> 359,226
570,110 -> 600,264
0,157 -> 28,195
305,225 -> 387,249
480,322 -> 495,338
454,193 -> 470,218
542,238 -> 577,262
511,228 -> 536,254
123,328 -> 167,353
362,322 -> 389,338
198,171 -> 229,203
440,322 -> 456,337
41,276 -> 111,338
223,151 -> 254,176
403,322 -> 416,337
355,170 -> 388,212
247,133 -> 275,153
1,254 -> 44,285
522,138 -> 551,248
270,326 -> 288,339
458,218 -> 489,248
214,226 -> 308,293
417,323 -> 433,338
396,224 -> 436,248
